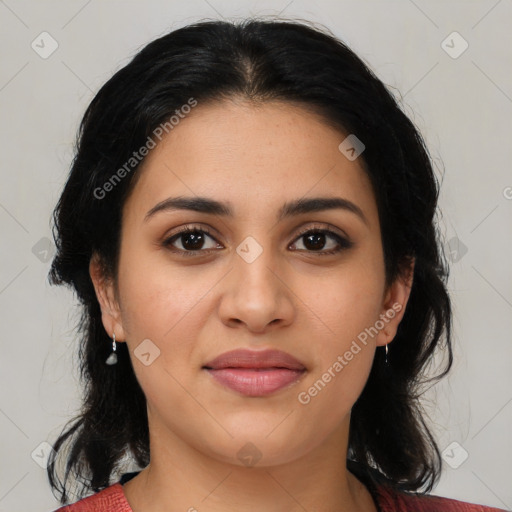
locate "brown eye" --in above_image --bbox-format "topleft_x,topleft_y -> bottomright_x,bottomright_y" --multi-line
290,229 -> 353,255
163,227 -> 221,255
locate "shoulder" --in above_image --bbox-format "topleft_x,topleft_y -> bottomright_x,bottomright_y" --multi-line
52,483 -> 132,512
376,484 -> 509,512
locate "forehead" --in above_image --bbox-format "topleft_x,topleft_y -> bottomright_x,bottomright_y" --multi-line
122,99 -> 378,227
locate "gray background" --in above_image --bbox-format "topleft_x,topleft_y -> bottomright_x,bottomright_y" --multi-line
0,1 -> 511,511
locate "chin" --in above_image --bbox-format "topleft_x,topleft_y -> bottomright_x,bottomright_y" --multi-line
201,428 -> 314,469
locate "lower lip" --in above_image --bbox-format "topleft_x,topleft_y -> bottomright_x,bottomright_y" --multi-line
204,368 -> 305,396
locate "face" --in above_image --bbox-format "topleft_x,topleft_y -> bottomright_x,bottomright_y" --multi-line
90,99 -> 413,468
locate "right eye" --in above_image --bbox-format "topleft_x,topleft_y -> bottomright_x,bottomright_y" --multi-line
162,225 -> 223,256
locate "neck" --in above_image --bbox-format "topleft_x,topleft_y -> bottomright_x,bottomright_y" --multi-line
123,415 -> 378,512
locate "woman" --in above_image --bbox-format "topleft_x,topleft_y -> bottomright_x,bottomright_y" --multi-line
47,17 -> 507,512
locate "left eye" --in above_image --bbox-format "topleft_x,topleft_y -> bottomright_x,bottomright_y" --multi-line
290,229 -> 353,254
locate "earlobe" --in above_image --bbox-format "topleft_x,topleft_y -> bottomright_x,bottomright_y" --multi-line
376,257 -> 415,347
89,253 -> 126,342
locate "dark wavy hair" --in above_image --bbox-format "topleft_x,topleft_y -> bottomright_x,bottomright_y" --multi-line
47,17 -> 453,505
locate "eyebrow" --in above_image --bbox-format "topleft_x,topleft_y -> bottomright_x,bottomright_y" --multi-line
144,195 -> 368,226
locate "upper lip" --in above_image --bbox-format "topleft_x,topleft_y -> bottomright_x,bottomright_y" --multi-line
203,348 -> 306,371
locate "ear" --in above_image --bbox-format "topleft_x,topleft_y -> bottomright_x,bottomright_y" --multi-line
375,257 -> 415,347
89,252 -> 126,342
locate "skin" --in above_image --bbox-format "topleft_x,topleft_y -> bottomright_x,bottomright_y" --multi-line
90,98 -> 414,512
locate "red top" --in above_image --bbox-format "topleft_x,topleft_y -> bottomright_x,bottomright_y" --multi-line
53,481 -> 508,512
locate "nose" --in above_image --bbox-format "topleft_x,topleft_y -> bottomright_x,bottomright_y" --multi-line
217,243 -> 295,333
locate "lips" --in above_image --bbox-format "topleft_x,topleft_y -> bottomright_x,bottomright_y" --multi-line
203,348 -> 306,371
203,348 -> 306,397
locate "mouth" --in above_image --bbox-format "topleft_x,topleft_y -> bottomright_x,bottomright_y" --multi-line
202,348 -> 307,397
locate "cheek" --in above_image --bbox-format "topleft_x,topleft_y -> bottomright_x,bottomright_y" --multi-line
117,244 -> 208,339
304,255 -> 386,345
117,272 -> 204,413
116,246 -> 224,390
294,252 -> 384,407
294,285 -> 379,437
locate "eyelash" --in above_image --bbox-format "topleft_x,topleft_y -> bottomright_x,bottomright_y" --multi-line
162,224 -> 353,257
